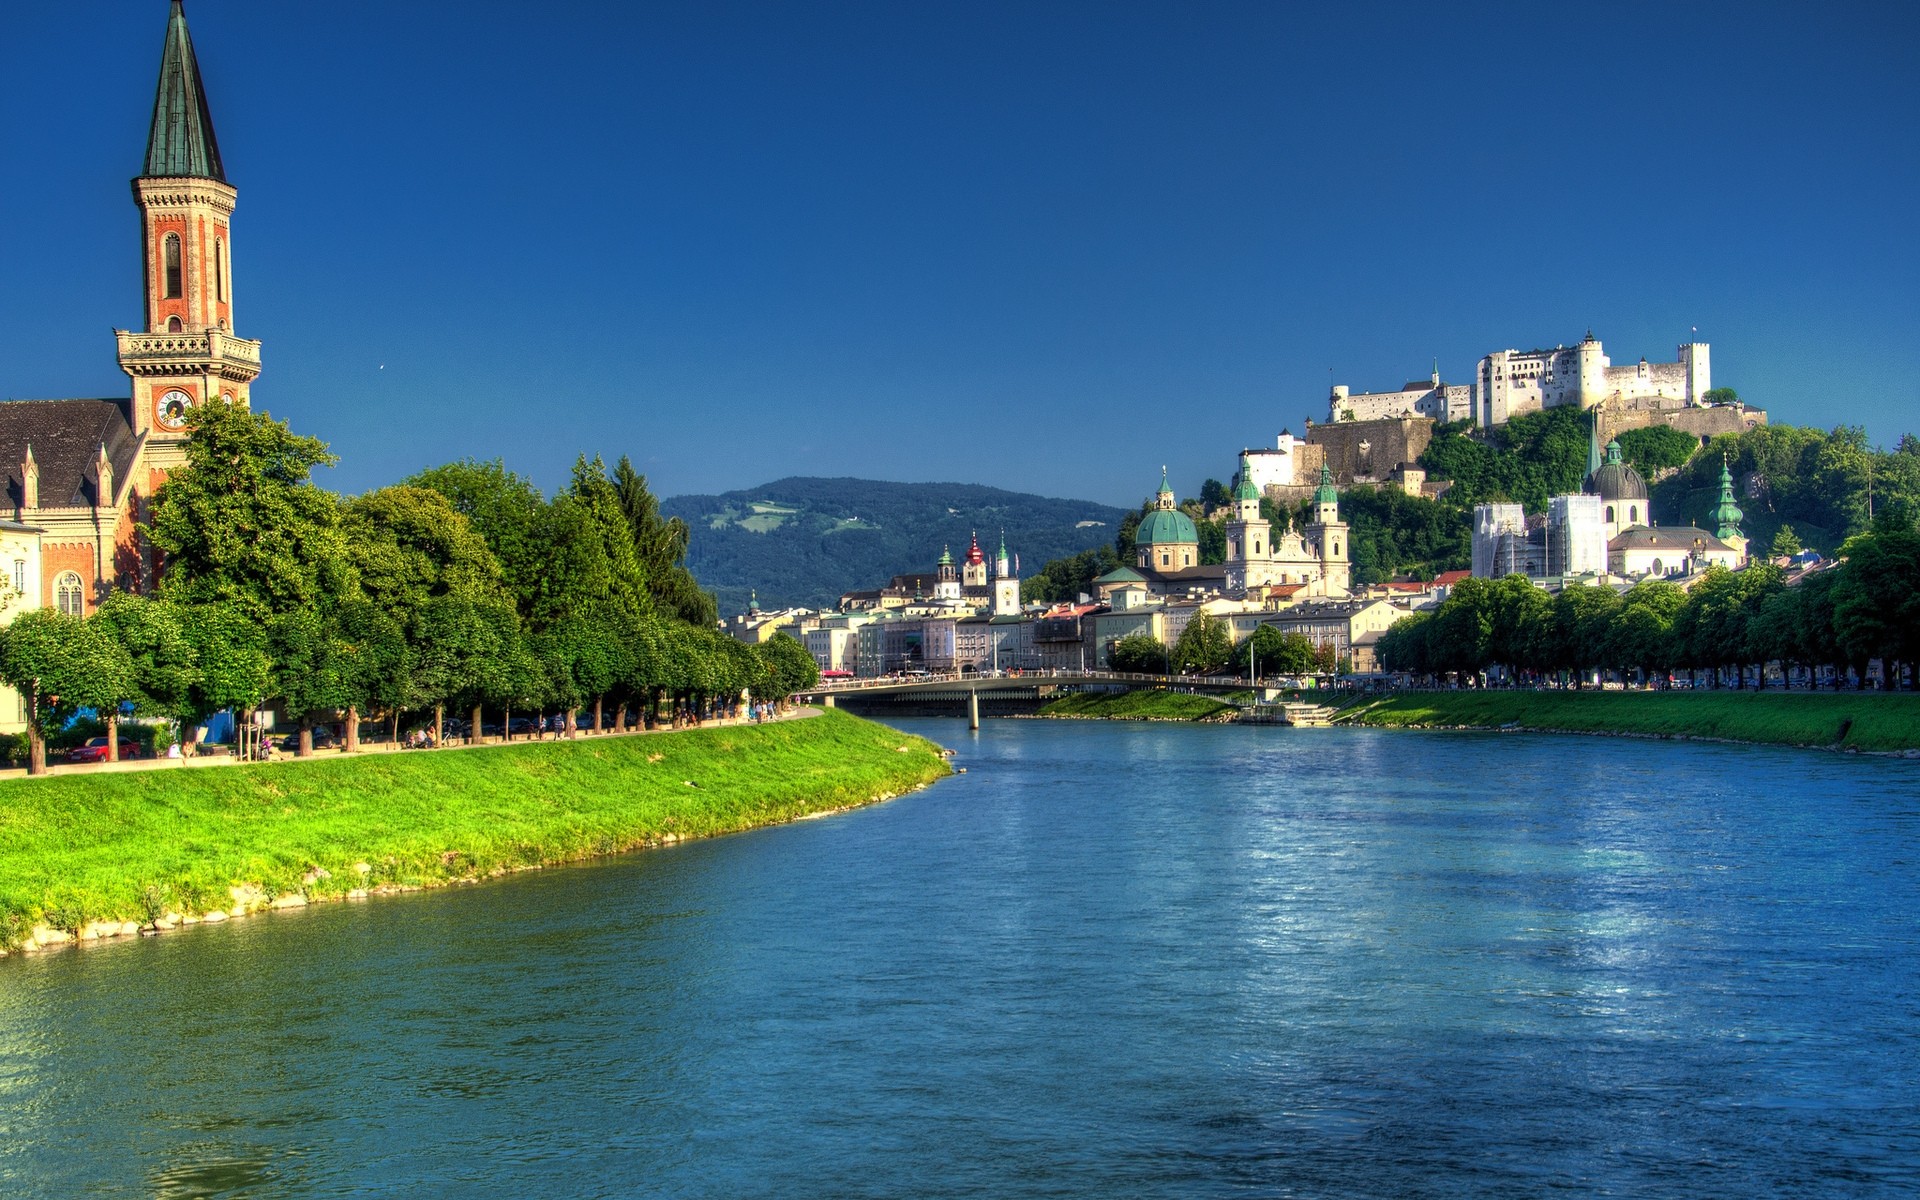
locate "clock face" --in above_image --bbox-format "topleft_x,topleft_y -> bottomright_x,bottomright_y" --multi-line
155,389 -> 192,431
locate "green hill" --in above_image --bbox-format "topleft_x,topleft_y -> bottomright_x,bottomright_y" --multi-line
664,477 -> 1130,614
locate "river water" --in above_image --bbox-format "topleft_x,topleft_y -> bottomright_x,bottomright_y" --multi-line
2,720 -> 1916,1198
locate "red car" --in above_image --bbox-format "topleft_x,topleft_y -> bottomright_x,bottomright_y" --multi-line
66,737 -> 141,764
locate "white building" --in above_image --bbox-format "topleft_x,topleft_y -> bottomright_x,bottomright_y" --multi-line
1241,430 -> 1310,491
0,518 -> 45,733
1471,503 -> 1540,579
1476,332 -> 1710,427
1327,368 -> 1473,424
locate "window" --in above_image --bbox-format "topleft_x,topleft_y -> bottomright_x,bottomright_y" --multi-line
163,234 -> 182,299
215,238 -> 226,303
1606,505 -> 1616,523
10,560 -> 22,595
167,316 -> 182,332
56,572 -> 84,616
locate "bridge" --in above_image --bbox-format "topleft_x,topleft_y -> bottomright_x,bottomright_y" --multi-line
800,668 -> 1259,700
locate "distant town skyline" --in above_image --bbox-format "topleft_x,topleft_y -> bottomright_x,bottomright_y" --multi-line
4,0 -> 1915,508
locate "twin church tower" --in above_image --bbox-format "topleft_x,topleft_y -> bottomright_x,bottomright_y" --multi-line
1,1 -> 259,615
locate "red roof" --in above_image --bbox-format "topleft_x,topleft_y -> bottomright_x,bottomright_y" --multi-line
965,532 -> 986,564
1433,570 -> 1472,586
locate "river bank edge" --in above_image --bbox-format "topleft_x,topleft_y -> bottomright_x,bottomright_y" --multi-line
0,708 -> 952,962
1334,690 -> 1920,756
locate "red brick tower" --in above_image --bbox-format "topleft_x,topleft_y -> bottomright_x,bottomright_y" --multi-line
115,0 -> 261,471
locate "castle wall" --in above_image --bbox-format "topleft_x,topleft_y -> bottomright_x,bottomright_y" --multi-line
1305,417 -> 1433,486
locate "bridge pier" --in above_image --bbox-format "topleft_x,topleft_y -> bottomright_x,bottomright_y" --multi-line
968,688 -> 980,731
823,694 -> 835,708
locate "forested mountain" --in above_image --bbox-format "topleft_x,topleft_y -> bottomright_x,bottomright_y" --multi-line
663,478 -> 1131,614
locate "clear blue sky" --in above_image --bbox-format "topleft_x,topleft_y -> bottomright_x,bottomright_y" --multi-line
5,1 -> 1915,508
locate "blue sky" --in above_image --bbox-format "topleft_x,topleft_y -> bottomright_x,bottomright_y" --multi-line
5,1 -> 1915,508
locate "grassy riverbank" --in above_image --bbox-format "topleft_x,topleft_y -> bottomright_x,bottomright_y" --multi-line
1339,690 -> 1920,752
1038,690 -> 1232,721
0,709 -> 949,946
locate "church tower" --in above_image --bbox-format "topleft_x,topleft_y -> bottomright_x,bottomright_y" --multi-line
1306,463 -> 1350,594
962,531 -> 989,589
1224,453 -> 1269,565
116,0 -> 261,472
992,532 -> 1020,616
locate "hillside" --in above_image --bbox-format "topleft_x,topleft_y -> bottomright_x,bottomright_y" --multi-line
664,477 -> 1130,614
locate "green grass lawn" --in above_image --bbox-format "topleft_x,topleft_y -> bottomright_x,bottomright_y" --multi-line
0,709 -> 950,941
1039,690 -> 1232,721
1341,690 -> 1920,752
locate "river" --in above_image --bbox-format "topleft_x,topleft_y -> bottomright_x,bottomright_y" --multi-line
2,720 -> 1916,1198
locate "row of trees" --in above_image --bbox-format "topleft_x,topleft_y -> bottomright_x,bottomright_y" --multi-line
0,401 -> 816,774
1105,615 -> 1339,678
1376,519 -> 1920,688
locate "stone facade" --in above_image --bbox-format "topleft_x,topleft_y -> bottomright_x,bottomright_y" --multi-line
1475,332 -> 1709,427
1304,416 -> 1434,488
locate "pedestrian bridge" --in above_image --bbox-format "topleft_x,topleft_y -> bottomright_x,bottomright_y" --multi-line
799,669 -> 1257,702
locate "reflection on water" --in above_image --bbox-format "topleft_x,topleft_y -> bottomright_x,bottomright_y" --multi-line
1,722 -> 1916,1198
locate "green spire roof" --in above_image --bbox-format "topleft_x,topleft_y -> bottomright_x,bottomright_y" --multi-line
1234,454 -> 1260,501
1713,457 -> 1745,540
998,531 -> 1008,557
1606,439 -> 1624,466
1587,414 -> 1604,478
938,546 -> 953,566
1157,465 -> 1173,496
1315,462 -> 1339,506
144,1 -> 226,182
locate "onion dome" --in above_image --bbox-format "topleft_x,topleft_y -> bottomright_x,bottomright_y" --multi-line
1235,453 -> 1261,502
966,532 -> 986,565
1586,439 -> 1649,502
1713,458 -> 1745,540
1314,462 -> 1339,506
938,546 -> 953,567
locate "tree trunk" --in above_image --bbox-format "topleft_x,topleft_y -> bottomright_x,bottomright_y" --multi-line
614,702 -> 627,733
107,710 -> 121,762
390,710 -> 401,746
298,715 -> 314,757
504,704 -> 511,740
434,703 -> 444,749
593,696 -> 603,734
346,706 -> 361,753
27,684 -> 45,776
472,703 -> 484,745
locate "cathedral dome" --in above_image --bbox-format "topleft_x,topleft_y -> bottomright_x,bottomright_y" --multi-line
1136,508 -> 1199,547
1586,439 -> 1649,502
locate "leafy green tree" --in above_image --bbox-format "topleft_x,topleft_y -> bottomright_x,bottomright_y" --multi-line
1605,580 -> 1685,685
1172,611 -> 1233,674
1832,527 -> 1920,689
0,610 -> 135,774
1107,633 -> 1169,674
1486,574 -> 1553,678
1769,526 -> 1803,560
406,459 -> 554,619
92,593 -> 198,730
342,485 -> 520,740
1021,545 -> 1123,605
1200,478 -> 1231,511
268,600 -> 406,754
1545,584 -> 1622,684
146,399 -> 353,623
1615,425 -> 1700,476
178,602 -> 272,745
1426,576 -> 1494,680
1232,625 -> 1318,677
755,631 -> 819,699
1377,612 -> 1433,677
1702,387 -> 1740,405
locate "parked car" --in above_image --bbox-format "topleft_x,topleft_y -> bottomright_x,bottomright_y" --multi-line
67,737 -> 141,763
276,727 -> 340,752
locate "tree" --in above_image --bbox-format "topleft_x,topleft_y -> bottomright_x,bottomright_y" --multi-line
1832,528 -> 1920,689
1107,633 -> 1168,674
92,592 -> 199,748
1615,425 -> 1701,476
1769,526 -> 1803,560
0,610 -> 135,774
406,459 -> 554,619
1544,584 -> 1622,684
1377,612 -> 1434,677
614,456 -> 718,628
1606,580 -> 1685,686
179,602 -> 272,746
1232,625 -> 1317,677
1702,387 -> 1740,406
755,631 -> 819,699
1200,478 -> 1231,511
145,399 -> 353,623
1172,611 -> 1233,674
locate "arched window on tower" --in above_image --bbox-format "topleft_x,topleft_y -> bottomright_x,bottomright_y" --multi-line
1606,505 -> 1616,524
1628,505 -> 1639,524
167,316 -> 182,332
163,234 -> 182,300
56,572 -> 84,616
215,238 -> 226,303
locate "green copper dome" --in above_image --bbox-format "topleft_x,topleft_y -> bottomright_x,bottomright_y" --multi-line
1234,455 -> 1260,502
1314,462 -> 1339,506
1713,459 -> 1745,539
1136,508 -> 1199,547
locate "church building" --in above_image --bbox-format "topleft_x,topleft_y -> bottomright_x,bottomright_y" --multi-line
0,1 -> 258,618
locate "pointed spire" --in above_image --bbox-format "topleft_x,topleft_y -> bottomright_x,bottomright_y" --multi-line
1587,412 -> 1604,478
1234,452 -> 1260,501
1315,462 -> 1339,508
144,1 -> 227,182
1713,455 -> 1745,541
1158,465 -> 1172,495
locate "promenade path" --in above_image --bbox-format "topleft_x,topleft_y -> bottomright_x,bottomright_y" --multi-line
0,708 -> 819,783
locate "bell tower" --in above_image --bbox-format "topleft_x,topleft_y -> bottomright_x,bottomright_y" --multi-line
115,0 -> 261,469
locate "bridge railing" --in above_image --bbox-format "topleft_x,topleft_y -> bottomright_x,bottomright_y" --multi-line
806,669 -> 1259,693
